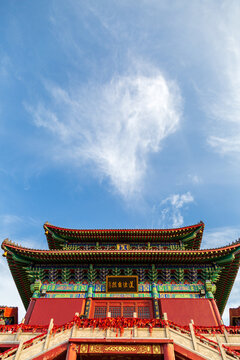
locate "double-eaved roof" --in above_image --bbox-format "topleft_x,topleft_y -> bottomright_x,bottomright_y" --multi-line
1,222 -> 240,315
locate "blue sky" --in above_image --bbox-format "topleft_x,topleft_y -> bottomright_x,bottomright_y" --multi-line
0,1 -> 240,324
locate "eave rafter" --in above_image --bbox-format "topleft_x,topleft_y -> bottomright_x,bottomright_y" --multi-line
2,239 -> 240,265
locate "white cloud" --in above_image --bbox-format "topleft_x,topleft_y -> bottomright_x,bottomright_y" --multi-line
187,174 -> 202,185
194,3 -> 240,156
203,226 -> 240,249
0,214 -> 22,226
27,68 -> 182,198
208,135 -> 240,155
164,192 -> 194,209
157,192 -> 194,228
0,214 -> 44,249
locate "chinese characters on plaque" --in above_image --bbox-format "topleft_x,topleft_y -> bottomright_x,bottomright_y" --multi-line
106,276 -> 138,293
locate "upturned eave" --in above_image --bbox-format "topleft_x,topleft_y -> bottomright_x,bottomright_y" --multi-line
43,223 -> 205,250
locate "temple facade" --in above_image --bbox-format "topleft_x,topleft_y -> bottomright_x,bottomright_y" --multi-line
1,222 -> 240,360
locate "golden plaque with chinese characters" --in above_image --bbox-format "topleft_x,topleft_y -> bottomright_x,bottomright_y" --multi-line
106,276 -> 138,293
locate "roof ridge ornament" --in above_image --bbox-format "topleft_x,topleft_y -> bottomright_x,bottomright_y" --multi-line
2,238 -> 17,246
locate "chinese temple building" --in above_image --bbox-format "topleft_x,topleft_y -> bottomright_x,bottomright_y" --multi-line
1,222 -> 240,360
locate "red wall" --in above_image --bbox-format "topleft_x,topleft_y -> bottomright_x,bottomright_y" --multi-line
25,298 -> 85,326
24,297 -> 222,327
159,298 -> 222,326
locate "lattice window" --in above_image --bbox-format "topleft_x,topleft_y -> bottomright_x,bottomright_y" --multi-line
123,306 -> 135,317
92,300 -> 152,319
94,306 -> 107,318
138,305 -> 150,319
109,306 -> 121,318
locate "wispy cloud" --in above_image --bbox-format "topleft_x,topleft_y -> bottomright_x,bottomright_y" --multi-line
0,214 -> 44,249
203,226 -> 240,249
154,192 -> 194,228
195,3 -> 240,157
187,174 -> 202,185
27,66 -> 182,198
208,135 -> 240,155
0,214 -> 22,226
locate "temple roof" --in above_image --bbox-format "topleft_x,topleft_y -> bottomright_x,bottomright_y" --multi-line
43,222 -> 205,250
2,238 -> 240,314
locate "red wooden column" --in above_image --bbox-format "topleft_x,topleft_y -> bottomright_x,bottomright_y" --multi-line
66,343 -> 77,360
164,343 -> 175,360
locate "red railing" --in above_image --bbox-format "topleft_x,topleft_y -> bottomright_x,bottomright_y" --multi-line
1,318 -> 240,335
0,317 -> 240,359
0,324 -> 48,334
